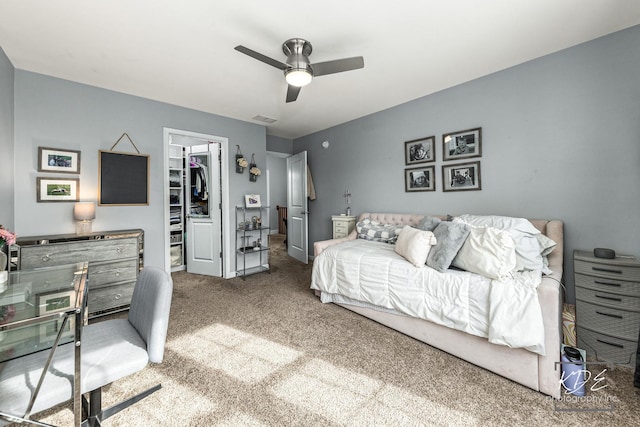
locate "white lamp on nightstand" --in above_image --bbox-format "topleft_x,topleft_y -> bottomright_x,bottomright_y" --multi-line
74,202 -> 96,235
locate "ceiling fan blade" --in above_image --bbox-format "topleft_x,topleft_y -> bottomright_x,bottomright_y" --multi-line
312,56 -> 364,77
286,85 -> 301,103
234,45 -> 288,70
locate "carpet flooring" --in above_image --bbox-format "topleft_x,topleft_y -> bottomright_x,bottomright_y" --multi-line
19,235 -> 640,426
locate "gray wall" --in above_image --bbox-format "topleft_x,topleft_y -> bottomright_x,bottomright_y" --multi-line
13,70 -> 266,272
294,25 -> 640,303
266,134 -> 293,154
0,47 -> 14,230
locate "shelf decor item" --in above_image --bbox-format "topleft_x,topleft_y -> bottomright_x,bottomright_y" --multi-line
249,153 -> 261,182
244,194 -> 261,208
236,145 -> 247,173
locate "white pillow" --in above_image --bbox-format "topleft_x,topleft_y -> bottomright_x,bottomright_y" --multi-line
453,214 -> 542,272
452,226 -> 516,279
394,226 -> 437,267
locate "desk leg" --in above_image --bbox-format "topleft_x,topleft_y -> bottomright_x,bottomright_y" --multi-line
74,307 -> 82,427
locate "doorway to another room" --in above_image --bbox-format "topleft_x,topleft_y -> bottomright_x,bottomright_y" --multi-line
164,128 -> 230,277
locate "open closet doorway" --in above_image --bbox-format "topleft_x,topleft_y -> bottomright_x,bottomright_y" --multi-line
163,128 -> 230,277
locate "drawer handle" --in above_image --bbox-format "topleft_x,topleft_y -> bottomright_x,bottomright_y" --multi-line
41,254 -> 50,262
595,310 -> 623,319
114,293 -> 122,300
592,267 -> 622,274
595,294 -> 622,302
594,280 -> 621,287
596,339 -> 624,349
115,270 -> 121,276
116,247 -> 123,253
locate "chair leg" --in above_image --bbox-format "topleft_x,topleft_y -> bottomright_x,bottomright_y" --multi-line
81,384 -> 161,426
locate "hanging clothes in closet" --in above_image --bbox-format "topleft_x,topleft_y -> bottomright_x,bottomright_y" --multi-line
190,157 -> 209,216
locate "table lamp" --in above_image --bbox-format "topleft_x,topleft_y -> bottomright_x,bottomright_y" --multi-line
74,202 -> 96,235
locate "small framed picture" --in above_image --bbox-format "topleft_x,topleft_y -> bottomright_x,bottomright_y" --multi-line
38,147 -> 81,174
37,177 -> 79,202
442,127 -> 482,161
442,161 -> 481,192
39,316 -> 75,342
405,136 -> 435,165
245,194 -> 262,208
37,289 -> 76,341
405,166 -> 435,192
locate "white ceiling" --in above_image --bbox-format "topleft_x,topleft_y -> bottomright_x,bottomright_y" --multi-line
1,1 -> 639,140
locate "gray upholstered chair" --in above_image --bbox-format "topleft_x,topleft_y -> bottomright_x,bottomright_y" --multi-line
0,266 -> 173,426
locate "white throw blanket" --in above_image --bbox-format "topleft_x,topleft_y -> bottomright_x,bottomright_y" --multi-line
311,239 -> 546,355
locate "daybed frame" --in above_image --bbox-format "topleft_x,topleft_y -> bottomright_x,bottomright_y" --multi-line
313,213 -> 564,398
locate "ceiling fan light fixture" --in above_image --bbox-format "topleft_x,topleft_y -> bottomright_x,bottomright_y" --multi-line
285,68 -> 313,87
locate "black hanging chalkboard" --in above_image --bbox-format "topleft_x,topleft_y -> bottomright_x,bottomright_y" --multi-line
99,150 -> 149,205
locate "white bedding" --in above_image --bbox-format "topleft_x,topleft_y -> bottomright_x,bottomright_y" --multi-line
311,239 -> 546,355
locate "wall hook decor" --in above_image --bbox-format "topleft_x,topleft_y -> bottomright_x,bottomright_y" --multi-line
249,153 -> 261,182
236,145 -> 247,173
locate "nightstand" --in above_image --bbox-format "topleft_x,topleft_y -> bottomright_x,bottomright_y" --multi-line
331,215 -> 356,239
573,249 -> 640,366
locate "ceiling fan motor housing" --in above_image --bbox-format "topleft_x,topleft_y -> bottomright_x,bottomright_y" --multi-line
283,38 -> 314,76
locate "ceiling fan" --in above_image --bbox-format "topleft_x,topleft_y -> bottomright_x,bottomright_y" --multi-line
234,38 -> 364,103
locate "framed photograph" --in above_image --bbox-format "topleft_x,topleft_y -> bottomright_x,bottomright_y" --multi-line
36,177 -> 79,202
39,316 -> 75,342
442,161 -> 481,192
442,127 -> 482,161
405,166 -> 435,192
37,289 -> 76,341
405,136 -> 435,165
245,194 -> 262,208
37,147 -> 81,174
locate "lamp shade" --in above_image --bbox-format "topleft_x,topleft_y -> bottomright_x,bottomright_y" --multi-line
74,202 -> 96,221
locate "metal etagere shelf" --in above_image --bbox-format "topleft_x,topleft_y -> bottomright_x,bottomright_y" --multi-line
235,206 -> 270,279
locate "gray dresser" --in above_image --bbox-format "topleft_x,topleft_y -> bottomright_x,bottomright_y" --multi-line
574,249 -> 640,366
13,229 -> 143,318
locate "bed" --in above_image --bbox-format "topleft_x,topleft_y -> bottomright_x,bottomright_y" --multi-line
311,213 -> 564,398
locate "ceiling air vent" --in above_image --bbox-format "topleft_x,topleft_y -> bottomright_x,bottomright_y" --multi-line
252,115 -> 277,124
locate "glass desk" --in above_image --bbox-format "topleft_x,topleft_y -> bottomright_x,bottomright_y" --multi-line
0,262 -> 88,426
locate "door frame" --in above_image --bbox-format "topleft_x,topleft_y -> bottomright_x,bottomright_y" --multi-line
163,127 -> 231,277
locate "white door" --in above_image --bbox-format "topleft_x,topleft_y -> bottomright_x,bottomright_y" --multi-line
287,151 -> 308,264
187,147 -> 222,276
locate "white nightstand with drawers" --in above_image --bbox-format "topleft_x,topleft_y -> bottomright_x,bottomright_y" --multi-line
331,215 -> 356,239
574,249 -> 640,366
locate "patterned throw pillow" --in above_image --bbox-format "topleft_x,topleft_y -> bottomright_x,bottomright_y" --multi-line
356,218 -> 405,244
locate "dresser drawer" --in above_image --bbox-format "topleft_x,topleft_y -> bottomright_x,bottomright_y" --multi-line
88,281 -> 135,312
88,259 -> 139,288
334,223 -> 348,232
577,326 -> 637,366
575,272 -> 640,297
20,238 -> 138,269
575,286 -> 640,311
575,299 -> 640,341
574,259 -> 640,282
